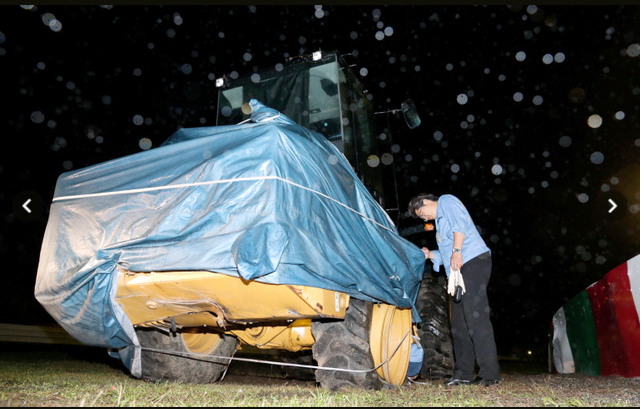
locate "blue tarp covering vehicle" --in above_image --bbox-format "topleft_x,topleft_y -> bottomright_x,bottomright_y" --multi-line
35,99 -> 426,388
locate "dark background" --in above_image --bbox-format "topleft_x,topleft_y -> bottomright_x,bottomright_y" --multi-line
0,5 -> 639,363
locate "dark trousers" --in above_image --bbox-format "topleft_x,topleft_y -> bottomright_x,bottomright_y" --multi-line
450,252 -> 500,380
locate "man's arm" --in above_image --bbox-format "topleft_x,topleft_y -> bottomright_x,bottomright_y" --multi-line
451,231 -> 465,270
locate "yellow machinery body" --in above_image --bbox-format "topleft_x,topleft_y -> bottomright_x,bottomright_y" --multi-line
116,268 -> 412,386
116,269 -> 349,352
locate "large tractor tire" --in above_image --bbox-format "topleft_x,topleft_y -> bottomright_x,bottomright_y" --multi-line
136,326 -> 239,383
311,298 -> 383,390
415,271 -> 454,379
311,298 -> 413,390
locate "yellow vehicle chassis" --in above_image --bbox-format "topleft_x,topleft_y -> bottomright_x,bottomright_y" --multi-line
115,269 -> 350,351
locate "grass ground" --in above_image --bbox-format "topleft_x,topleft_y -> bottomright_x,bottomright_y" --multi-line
0,343 -> 639,407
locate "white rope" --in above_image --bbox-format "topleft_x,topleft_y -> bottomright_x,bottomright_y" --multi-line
52,175 -> 395,233
137,327 -> 411,375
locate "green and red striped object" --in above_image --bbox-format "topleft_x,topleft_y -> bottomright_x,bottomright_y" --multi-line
551,255 -> 639,377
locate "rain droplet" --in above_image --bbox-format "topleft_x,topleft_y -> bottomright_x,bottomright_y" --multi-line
614,111 -> 625,120
542,54 -> 554,64
31,111 -> 45,124
513,92 -> 524,102
180,64 -> 192,74
456,94 -> 468,105
381,153 -> 394,165
41,13 -> 55,26
589,151 -> 604,164
629,204 -> 639,214
49,19 -> 62,32
577,193 -> 589,203
626,44 -> 640,57
139,138 -> 152,150
587,114 -> 603,128
491,164 -> 503,175
327,155 -> 339,165
515,51 -> 527,62
558,135 -> 572,147
367,155 -> 380,168
54,137 -> 67,149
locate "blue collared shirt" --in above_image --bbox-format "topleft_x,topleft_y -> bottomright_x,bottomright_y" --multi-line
429,194 -> 490,276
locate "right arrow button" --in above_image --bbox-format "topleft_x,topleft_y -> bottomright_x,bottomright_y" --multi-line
608,198 -> 618,214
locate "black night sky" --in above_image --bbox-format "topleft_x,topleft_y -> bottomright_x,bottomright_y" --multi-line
0,5 -> 639,362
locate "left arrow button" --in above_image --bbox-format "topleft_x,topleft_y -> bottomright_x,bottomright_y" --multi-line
22,199 -> 32,214
13,190 -> 43,222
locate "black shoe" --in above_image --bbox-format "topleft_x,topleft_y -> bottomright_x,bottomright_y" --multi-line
472,376 -> 500,386
444,378 -> 473,386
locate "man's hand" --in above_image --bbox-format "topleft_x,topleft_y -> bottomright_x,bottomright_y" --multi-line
420,247 -> 433,260
451,252 -> 463,270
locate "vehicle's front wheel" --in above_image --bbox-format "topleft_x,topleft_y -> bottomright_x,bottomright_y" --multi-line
136,326 -> 238,383
415,272 -> 454,379
311,298 -> 383,390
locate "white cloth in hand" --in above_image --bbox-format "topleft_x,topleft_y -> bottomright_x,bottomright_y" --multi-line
447,268 -> 466,297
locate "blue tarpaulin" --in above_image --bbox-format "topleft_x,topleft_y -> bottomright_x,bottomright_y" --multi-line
35,100 -> 425,373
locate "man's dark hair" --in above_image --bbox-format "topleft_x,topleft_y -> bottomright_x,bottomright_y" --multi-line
408,193 -> 439,218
